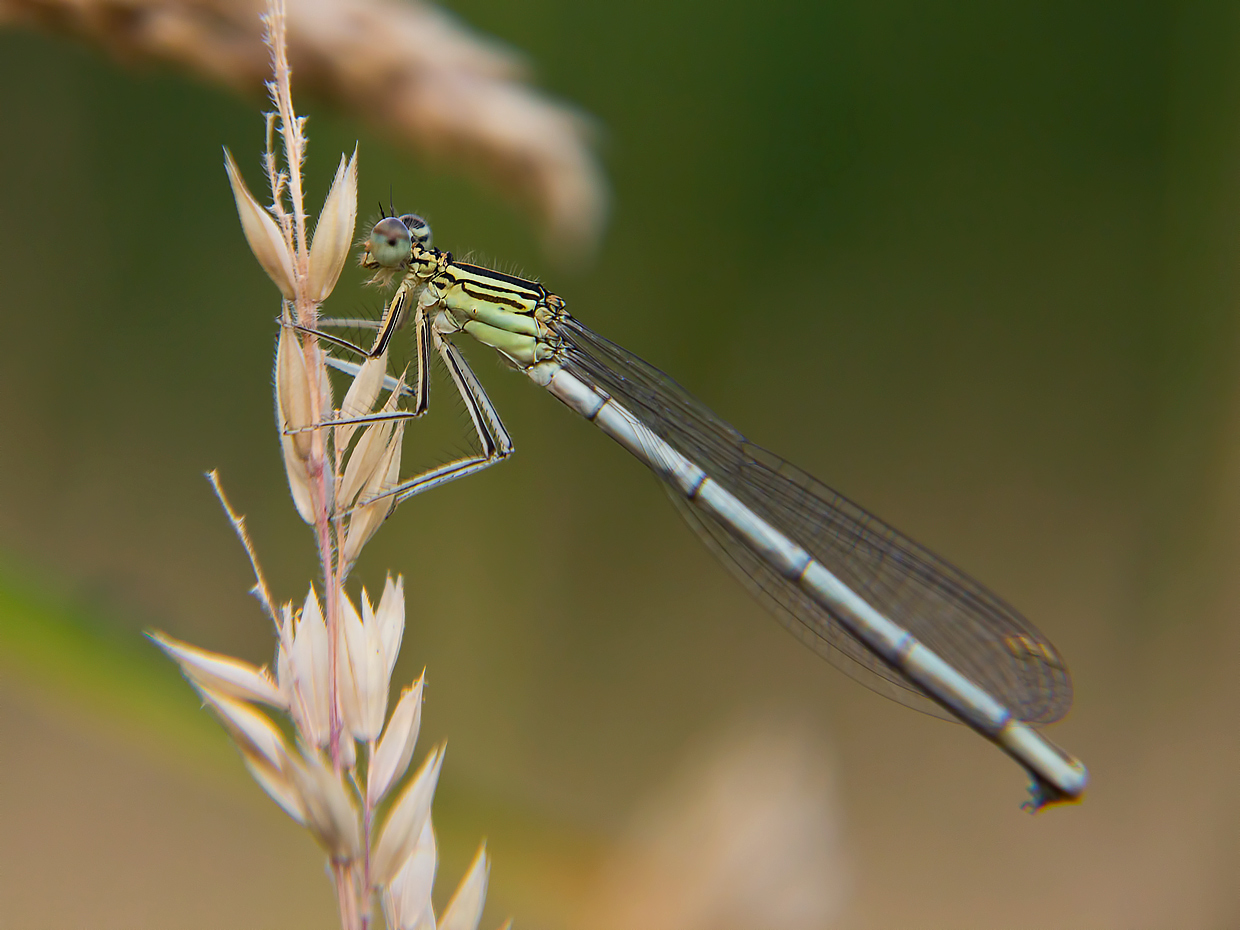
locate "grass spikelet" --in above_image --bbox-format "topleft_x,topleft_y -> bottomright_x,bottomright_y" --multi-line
150,2 -> 511,927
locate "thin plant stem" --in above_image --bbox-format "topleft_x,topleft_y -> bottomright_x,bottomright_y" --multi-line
263,0 -> 345,769
157,2 -> 504,925
206,469 -> 281,630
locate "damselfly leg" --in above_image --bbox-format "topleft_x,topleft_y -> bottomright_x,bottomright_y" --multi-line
299,264 -> 517,509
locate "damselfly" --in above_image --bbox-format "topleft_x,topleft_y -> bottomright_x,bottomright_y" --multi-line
307,211 -> 1088,810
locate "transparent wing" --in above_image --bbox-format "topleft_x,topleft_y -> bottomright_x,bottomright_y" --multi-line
554,315 -> 1072,725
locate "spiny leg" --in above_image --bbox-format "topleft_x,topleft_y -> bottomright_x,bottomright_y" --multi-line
276,324 -> 427,444
290,277 -> 413,361
282,407 -> 422,435
355,330 -> 514,509
409,302 -> 431,415
291,286 -> 433,420
322,300 -> 433,415
368,280 -> 414,358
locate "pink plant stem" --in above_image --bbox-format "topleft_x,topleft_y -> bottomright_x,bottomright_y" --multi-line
300,343 -> 341,768
268,7 -> 308,281
292,262 -> 343,768
269,0 -> 345,770
260,5 -> 370,929
333,861 -> 359,930
314,433 -> 343,770
267,0 -> 346,773
360,739 -> 377,930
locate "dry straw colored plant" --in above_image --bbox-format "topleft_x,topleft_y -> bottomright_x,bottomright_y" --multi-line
0,0 -> 605,258
152,4 -> 505,928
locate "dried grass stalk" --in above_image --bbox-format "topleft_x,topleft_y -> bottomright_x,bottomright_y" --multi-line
0,0 -> 607,258
151,2 -> 507,927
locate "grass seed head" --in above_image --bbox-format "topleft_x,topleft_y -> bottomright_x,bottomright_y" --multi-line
287,750 -> 364,861
371,746 -> 445,886
283,586 -> 332,748
155,4 -> 503,924
276,323 -> 318,459
308,148 -> 359,301
342,419 -> 405,566
152,631 -> 286,708
382,817 -> 437,930
373,573 -> 406,680
439,842 -> 490,930
242,751 -> 309,825
224,148 -> 296,298
368,674 -> 425,807
336,349 -> 390,452
337,587 -> 390,741
196,686 -> 292,771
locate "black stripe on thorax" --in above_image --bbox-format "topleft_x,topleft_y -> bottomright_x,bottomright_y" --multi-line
452,261 -> 547,299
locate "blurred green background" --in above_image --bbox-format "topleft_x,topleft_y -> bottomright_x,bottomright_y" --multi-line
3,1 -> 1240,927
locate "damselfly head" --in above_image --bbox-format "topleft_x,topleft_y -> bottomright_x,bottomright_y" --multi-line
398,213 -> 433,248
364,216 -> 414,269
362,213 -> 433,273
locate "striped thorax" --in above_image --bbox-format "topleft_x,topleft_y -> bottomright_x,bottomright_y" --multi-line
428,258 -> 564,368
364,214 -> 565,368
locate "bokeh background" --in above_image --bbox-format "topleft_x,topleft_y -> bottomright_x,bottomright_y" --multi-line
4,1 -> 1240,927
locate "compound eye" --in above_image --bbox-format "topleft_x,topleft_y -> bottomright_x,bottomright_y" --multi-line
366,216 -> 413,268
398,213 -> 433,247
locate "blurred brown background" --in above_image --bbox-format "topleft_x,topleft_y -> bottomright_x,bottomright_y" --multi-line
3,1 -> 1240,927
